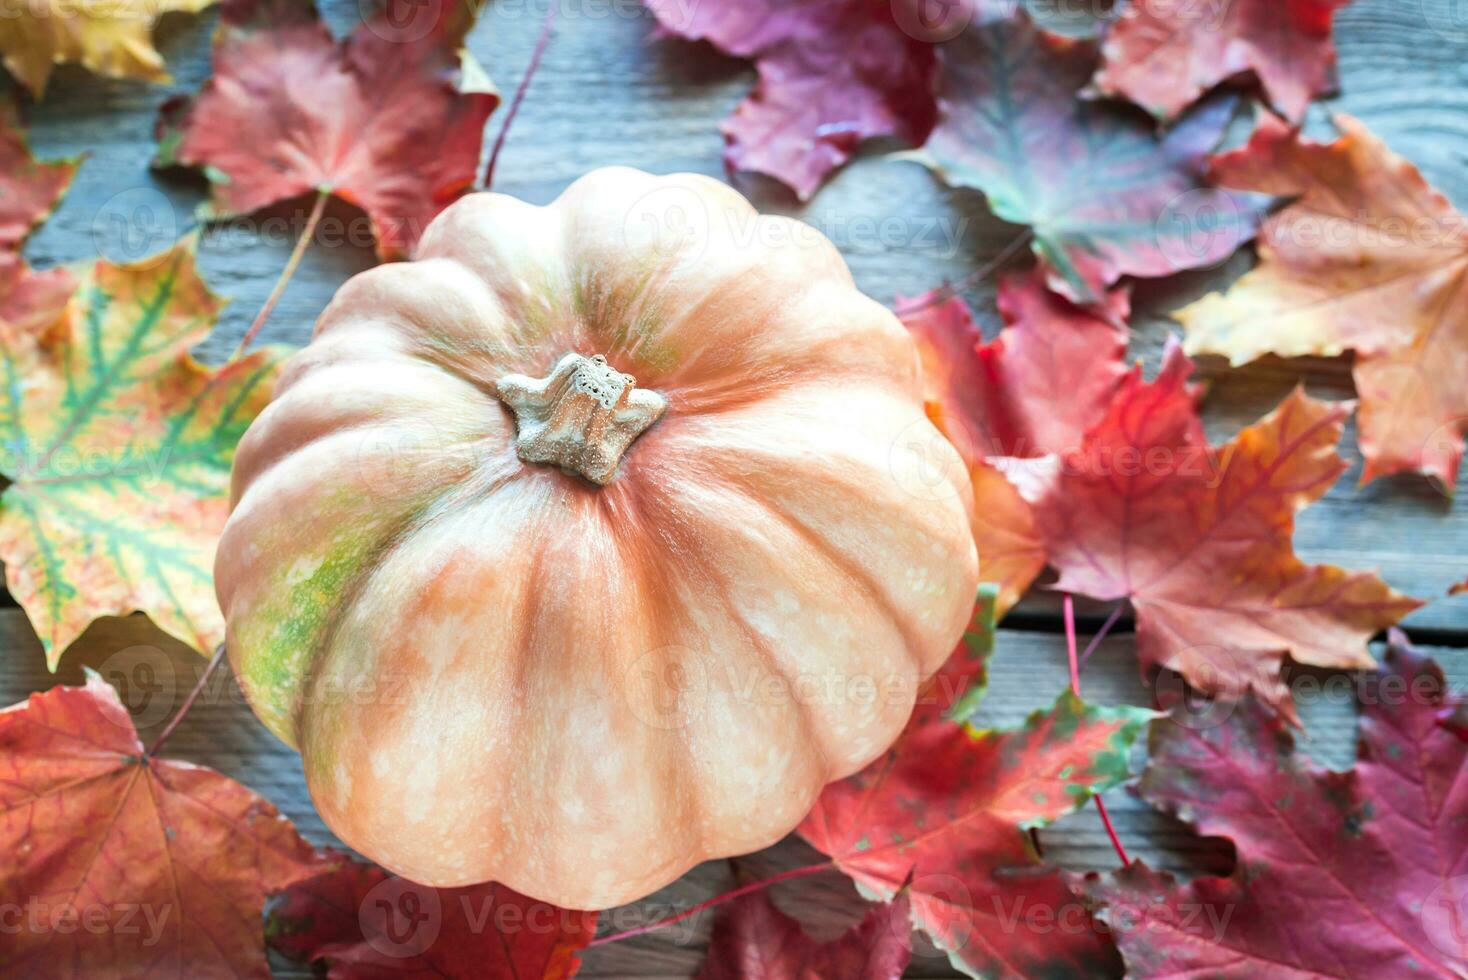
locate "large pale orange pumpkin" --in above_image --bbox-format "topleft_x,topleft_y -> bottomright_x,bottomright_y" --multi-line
215,168 -> 978,909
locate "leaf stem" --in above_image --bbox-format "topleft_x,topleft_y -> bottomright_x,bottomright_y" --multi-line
1078,601 -> 1126,668
1063,596 -> 1131,867
233,187 -> 329,359
479,0 -> 558,190
586,860 -> 833,947
146,642 -> 226,760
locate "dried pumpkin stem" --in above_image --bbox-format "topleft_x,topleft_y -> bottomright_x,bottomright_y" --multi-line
495,352 -> 667,485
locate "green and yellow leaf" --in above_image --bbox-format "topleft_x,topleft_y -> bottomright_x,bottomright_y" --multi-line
0,236 -> 285,666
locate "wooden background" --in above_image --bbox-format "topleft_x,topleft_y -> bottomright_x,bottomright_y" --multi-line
5,0 -> 1468,975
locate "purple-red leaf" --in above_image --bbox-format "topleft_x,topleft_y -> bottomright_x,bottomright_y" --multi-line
643,0 -> 939,200
1076,631 -> 1468,977
919,12 -> 1266,301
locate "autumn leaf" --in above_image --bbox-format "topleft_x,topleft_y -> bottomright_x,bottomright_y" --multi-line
697,889 -> 911,980
642,0 -> 939,200
1075,632 -> 1468,978
916,12 -> 1266,302
0,101 -> 78,251
0,237 -> 285,667
0,101 -> 77,339
155,0 -> 497,260
800,594 -> 1151,978
0,0 -> 214,97
898,272 -> 1129,616
1092,0 -> 1351,123
1178,113 -> 1468,489
0,672 -> 328,978
267,858 -> 598,979
1014,340 -> 1420,716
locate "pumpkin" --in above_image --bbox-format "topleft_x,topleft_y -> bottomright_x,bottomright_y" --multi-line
215,167 -> 979,909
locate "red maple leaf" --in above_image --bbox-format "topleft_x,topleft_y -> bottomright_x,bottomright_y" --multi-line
1094,0 -> 1351,123
267,858 -> 598,979
1015,340 -> 1420,715
0,102 -> 78,251
0,673 -> 328,978
642,0 -> 940,200
799,594 -> 1150,978
0,102 -> 77,334
697,890 -> 911,980
1076,631 -> 1468,977
154,0 -> 497,260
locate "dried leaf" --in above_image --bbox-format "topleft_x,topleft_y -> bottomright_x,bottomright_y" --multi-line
643,0 -> 939,200
1093,0 -> 1351,122
1016,340 -> 1421,715
0,0 -> 214,97
0,672 -> 327,978
801,596 -> 1149,978
0,237 -> 285,666
697,890 -> 910,980
918,12 -> 1266,301
1179,113 -> 1468,489
155,0 -> 497,260
267,858 -> 597,979
1076,632 -> 1468,977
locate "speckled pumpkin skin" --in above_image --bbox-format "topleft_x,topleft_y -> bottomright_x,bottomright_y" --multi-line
215,168 -> 979,909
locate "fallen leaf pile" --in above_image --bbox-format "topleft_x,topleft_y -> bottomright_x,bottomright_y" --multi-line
2,0 -> 1467,976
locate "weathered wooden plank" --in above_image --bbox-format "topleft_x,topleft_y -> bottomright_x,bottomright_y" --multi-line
2,611 -> 1462,976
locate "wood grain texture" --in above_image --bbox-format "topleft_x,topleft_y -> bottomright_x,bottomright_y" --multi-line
2,0 -> 1468,975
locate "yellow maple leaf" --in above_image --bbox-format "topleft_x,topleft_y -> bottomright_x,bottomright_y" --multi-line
0,0 -> 215,97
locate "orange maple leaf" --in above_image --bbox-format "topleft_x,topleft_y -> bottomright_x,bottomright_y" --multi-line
1016,341 -> 1421,714
1179,113 -> 1468,490
0,674 -> 328,978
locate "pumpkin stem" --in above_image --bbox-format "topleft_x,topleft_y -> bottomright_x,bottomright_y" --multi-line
495,352 -> 666,485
